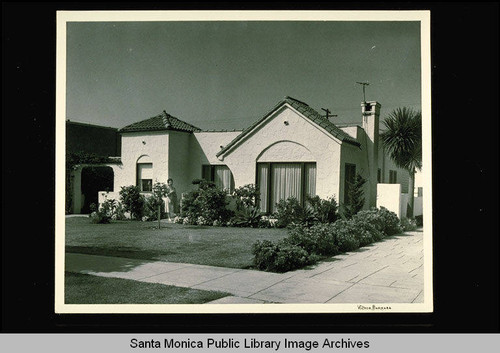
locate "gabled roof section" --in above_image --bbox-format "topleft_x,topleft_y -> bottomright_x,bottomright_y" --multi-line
119,111 -> 201,133
216,96 -> 361,157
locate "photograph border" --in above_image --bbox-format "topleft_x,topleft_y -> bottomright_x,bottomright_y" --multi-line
55,10 -> 433,314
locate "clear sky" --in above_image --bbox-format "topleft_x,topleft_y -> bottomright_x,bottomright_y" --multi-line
66,21 -> 421,130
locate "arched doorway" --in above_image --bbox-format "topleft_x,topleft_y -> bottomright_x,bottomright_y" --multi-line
80,166 -> 114,213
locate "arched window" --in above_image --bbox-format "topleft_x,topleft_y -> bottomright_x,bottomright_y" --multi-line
136,155 -> 153,192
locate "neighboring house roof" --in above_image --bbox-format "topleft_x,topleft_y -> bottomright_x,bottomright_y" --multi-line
216,96 -> 361,157
119,111 -> 201,133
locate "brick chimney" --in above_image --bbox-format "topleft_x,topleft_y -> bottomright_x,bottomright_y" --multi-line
361,101 -> 381,208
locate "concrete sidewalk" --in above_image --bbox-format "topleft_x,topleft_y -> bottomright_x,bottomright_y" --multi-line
65,230 -> 424,304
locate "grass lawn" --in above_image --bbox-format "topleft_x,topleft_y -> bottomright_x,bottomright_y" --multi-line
66,217 -> 288,269
65,272 -> 230,304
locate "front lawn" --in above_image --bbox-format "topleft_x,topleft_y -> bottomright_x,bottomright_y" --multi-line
65,272 -> 230,304
65,217 -> 288,269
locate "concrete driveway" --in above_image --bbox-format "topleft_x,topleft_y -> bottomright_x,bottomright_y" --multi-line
65,230 -> 424,304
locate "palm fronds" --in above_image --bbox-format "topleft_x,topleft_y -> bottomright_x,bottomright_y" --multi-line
380,107 -> 422,173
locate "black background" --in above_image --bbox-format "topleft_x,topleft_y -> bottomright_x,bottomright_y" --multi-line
2,2 -> 498,333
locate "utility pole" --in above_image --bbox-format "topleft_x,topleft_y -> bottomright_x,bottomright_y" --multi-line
356,81 -> 370,102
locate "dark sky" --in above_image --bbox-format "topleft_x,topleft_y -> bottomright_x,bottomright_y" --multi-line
66,21 -> 421,130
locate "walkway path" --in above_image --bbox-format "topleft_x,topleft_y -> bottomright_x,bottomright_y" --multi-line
65,230 -> 424,304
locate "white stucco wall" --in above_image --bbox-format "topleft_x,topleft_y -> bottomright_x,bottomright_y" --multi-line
378,144 -> 410,194
377,183 -> 403,218
192,131 -> 241,165
168,131 -> 192,196
414,168 -> 424,193
413,196 -> 423,216
339,132 -> 372,209
106,129 -> 244,201
187,131 -> 242,192
219,105 -> 343,200
339,125 -> 361,139
257,140 -> 315,162
114,131 -> 169,191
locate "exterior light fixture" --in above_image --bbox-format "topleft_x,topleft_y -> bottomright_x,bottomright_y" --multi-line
284,121 -> 289,125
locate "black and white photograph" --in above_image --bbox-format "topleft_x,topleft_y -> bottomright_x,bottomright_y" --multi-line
55,10 -> 433,313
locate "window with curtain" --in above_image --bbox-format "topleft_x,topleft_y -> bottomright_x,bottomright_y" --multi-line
257,162 -> 316,213
137,163 -> 153,192
201,165 -> 234,193
257,163 -> 269,213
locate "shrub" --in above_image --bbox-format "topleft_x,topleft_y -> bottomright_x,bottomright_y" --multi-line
306,195 -> 339,223
89,203 -> 98,213
258,215 -> 278,228
274,197 -> 314,228
98,193 -> 126,220
352,209 -> 385,237
415,215 -> 423,227
349,216 -> 384,246
180,179 -> 232,224
113,202 -> 126,220
232,206 -> 262,228
196,215 -> 210,226
89,210 -> 110,224
173,215 -> 184,224
119,186 -> 145,220
233,184 -> 260,211
89,199 -> 125,224
89,212 -> 110,224
100,199 -> 116,217
400,217 -> 418,232
252,239 -> 317,273
331,220 -> 360,252
377,207 -> 403,235
286,223 -> 339,256
143,195 -> 166,222
343,173 -> 366,219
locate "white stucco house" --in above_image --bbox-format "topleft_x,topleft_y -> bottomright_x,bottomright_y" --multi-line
80,96 -> 410,215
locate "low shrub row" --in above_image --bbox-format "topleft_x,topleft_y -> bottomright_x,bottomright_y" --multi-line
89,199 -> 126,224
252,240 -> 319,273
252,207 -> 405,273
90,185 -> 167,224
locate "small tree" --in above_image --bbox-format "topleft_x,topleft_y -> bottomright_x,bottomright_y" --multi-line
343,173 -> 366,219
152,182 -> 168,229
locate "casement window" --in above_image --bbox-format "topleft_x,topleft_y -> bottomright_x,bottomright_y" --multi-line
256,162 -> 316,213
202,165 -> 235,193
136,163 -> 153,192
344,163 -> 357,204
389,170 -> 397,184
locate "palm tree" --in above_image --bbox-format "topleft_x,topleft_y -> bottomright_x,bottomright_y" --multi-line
380,107 -> 422,218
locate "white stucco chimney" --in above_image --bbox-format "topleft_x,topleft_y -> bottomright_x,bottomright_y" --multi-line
361,101 -> 381,208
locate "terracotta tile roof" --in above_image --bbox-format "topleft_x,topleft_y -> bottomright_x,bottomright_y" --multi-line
119,111 -> 201,133
216,96 -> 361,157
